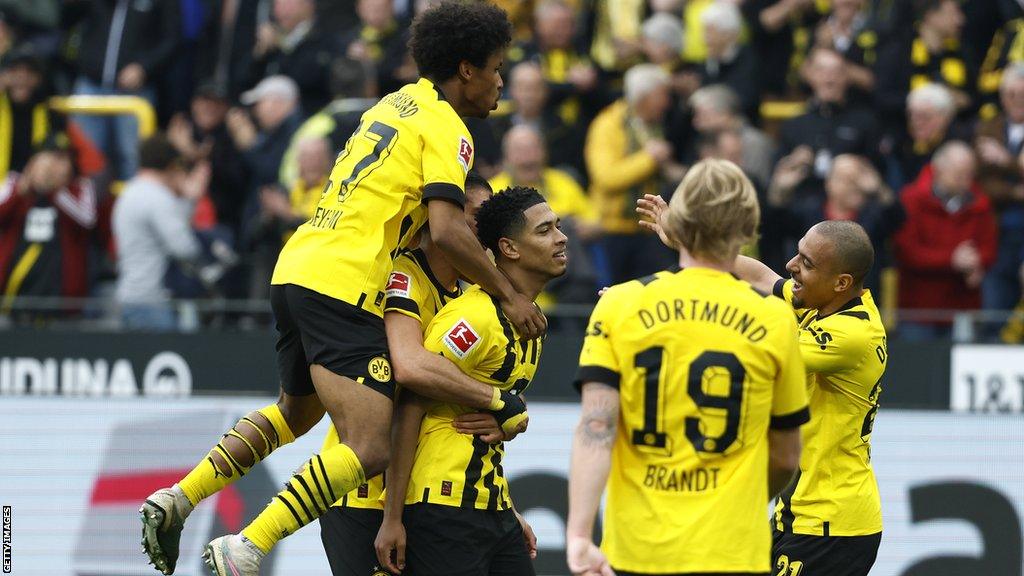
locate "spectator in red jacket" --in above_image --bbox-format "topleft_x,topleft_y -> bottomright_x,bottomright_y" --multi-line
0,146 -> 97,320
895,141 -> 998,340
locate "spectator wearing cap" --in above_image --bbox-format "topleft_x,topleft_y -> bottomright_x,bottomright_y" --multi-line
227,75 -> 302,198
689,84 -> 776,188
976,63 -> 1024,313
585,63 -> 680,285
774,48 -> 881,198
895,141 -> 997,340
339,0 -> 411,97
167,83 -> 249,240
112,134 -> 209,331
890,83 -> 973,189
0,144 -> 97,320
251,0 -> 336,115
65,0 -> 181,180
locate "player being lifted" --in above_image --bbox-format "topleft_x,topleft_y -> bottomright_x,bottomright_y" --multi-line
568,159 -> 809,576
318,174 -> 534,575
636,196 -> 887,575
139,4 -> 544,575
375,187 -> 567,576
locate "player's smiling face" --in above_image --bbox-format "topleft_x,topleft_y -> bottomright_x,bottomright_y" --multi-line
463,51 -> 505,118
786,229 -> 838,310
515,202 -> 568,278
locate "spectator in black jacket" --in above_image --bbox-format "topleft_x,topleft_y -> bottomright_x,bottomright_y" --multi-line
698,2 -> 760,122
339,0 -> 414,97
193,0 -> 260,102
66,0 -> 180,180
251,0 -> 337,115
775,47 -> 881,197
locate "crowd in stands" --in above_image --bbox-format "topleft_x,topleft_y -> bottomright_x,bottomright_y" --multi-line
1,0 -> 1023,341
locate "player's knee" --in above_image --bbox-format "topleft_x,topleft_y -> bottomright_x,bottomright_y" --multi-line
350,440 -> 390,478
277,394 -> 325,436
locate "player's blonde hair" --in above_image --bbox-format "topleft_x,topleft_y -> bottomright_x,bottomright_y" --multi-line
665,159 -> 759,263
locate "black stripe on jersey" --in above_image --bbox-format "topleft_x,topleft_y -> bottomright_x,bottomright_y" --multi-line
837,310 -> 870,321
461,436 -> 490,508
482,448 -> 503,510
750,285 -> 770,298
823,521 -> 830,537
573,366 -> 621,392
778,470 -> 801,533
411,248 -> 461,299
817,295 -> 865,320
385,296 -> 420,317
423,183 -> 466,206
636,273 -> 660,286
773,278 -> 788,299
489,296 -> 517,382
770,406 -> 811,430
391,216 -> 417,259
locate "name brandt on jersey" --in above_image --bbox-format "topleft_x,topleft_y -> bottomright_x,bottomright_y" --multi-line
310,206 -> 342,229
638,298 -> 768,343
644,465 -> 721,492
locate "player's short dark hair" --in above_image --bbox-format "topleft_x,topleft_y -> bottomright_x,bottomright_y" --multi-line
139,133 -> 185,171
814,220 -> 874,286
476,186 -> 545,254
409,1 -> 512,82
465,171 -> 493,194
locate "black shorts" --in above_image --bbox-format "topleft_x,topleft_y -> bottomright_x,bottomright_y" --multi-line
772,529 -> 881,576
403,504 -> 535,576
271,284 -> 395,399
614,565 -> 770,569
320,506 -> 390,576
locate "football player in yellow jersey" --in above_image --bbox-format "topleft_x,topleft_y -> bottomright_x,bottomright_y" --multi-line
139,5 -> 545,576
733,221 -> 886,576
318,173 -> 525,575
375,187 -> 567,576
568,160 -> 808,576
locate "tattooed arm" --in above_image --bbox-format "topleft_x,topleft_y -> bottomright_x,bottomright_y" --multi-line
566,382 -> 620,576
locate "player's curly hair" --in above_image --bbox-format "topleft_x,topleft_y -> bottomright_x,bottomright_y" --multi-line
475,186 -> 545,254
409,1 -> 512,82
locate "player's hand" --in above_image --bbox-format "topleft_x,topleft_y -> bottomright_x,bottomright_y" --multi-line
567,536 -> 615,576
375,518 -> 406,574
501,293 -> 546,340
514,509 -> 538,559
488,390 -> 529,437
636,194 -> 677,249
117,63 -> 146,91
453,412 -> 504,443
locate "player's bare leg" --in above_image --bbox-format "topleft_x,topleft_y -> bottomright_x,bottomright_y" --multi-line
140,391 -> 324,574
203,366 -> 392,576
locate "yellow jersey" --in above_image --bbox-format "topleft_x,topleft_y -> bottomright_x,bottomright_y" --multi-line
406,285 -> 542,511
772,279 -> 886,537
320,248 -> 462,510
576,268 -> 809,574
271,78 -> 474,317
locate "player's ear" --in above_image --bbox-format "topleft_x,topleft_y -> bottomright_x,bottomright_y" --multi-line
497,237 -> 519,261
458,60 -> 474,84
834,273 -> 853,292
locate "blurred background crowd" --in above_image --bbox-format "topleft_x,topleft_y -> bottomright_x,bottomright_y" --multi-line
1,0 -> 1023,342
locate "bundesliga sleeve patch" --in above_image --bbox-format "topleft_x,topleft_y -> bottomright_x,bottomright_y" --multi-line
386,271 -> 412,299
443,318 -> 481,358
458,137 -> 474,172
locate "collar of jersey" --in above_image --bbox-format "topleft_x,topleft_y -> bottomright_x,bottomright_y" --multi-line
410,248 -> 461,299
814,289 -> 872,321
416,77 -> 447,101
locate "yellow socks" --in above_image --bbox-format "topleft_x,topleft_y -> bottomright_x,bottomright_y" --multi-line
242,442 -> 365,553
179,404 -> 296,506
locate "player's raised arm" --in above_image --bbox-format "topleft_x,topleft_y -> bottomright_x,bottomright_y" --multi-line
566,381 -> 619,576
428,199 -> 547,339
734,255 -> 784,295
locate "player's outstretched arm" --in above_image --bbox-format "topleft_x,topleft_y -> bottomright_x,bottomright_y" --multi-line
567,382 -> 619,576
768,428 -> 802,499
375,389 -> 427,574
734,255 -> 783,295
427,198 -> 547,339
386,312 -> 528,435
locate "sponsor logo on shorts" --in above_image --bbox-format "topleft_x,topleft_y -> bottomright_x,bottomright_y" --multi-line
443,320 -> 480,358
368,357 -> 392,383
458,137 -> 473,172
385,272 -> 411,299
441,481 -> 453,497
